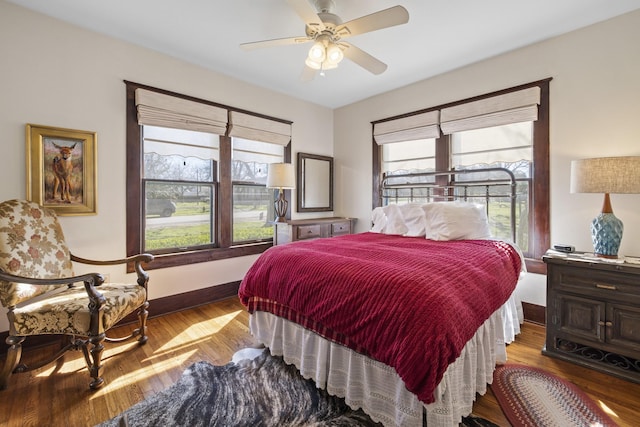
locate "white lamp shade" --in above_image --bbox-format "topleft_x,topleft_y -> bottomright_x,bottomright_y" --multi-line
267,163 -> 295,189
325,43 -> 344,64
570,156 -> 640,194
308,42 -> 326,62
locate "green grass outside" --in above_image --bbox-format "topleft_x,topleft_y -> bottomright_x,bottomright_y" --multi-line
145,201 -> 272,250
174,201 -> 211,216
233,221 -> 273,242
147,200 -> 528,252
145,223 -> 211,251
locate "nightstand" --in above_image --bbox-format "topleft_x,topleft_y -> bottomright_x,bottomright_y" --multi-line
543,250 -> 640,383
273,217 -> 357,245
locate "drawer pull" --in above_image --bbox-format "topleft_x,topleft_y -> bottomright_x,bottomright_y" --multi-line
595,284 -> 617,290
598,321 -> 613,327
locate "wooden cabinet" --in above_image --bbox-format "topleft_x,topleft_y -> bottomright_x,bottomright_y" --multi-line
543,251 -> 640,383
274,217 -> 357,245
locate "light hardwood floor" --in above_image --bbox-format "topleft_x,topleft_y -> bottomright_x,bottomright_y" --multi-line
1,297 -> 639,426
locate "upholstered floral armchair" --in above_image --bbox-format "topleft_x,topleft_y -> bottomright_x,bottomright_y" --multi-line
0,199 -> 153,390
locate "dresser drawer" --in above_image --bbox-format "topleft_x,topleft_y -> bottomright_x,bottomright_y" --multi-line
274,218 -> 356,245
296,225 -> 322,240
331,221 -> 351,236
553,265 -> 640,303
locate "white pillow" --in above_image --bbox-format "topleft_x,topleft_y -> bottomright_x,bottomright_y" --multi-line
399,203 -> 427,237
382,204 -> 408,235
370,207 -> 387,233
422,201 -> 491,241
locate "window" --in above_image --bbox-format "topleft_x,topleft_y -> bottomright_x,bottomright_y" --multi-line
231,138 -> 284,243
126,82 -> 291,270
143,126 -> 217,253
382,138 -> 436,175
373,80 -> 550,273
449,122 -> 533,246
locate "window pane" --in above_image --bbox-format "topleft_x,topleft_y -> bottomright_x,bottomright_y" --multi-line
144,152 -> 215,182
232,138 -> 284,184
451,121 -> 533,253
231,138 -> 283,243
144,182 -> 214,251
451,122 -> 532,170
144,126 -> 219,181
382,138 -> 435,174
233,184 -> 274,243
144,126 -> 220,157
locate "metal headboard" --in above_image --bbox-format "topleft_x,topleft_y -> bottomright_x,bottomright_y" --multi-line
380,167 -> 517,244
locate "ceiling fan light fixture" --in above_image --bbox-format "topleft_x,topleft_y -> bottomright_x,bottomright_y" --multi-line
305,57 -> 322,70
308,41 -> 326,62
325,43 -> 344,64
240,3 -> 410,80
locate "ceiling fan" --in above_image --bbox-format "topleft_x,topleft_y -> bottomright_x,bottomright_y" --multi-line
240,0 -> 409,81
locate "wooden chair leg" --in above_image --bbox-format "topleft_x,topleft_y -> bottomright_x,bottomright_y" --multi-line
0,335 -> 25,390
136,301 -> 149,345
87,333 -> 105,390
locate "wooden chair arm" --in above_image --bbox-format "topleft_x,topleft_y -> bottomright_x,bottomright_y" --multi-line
0,268 -> 106,308
0,268 -> 104,287
70,253 -> 154,267
70,253 -> 153,287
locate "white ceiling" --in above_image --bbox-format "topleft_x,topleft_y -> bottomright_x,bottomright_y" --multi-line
8,0 -> 640,109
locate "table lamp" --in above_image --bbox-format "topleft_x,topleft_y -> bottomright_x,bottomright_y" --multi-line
266,163 -> 295,222
570,156 -> 640,258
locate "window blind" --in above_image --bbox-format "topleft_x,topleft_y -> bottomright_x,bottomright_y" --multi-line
373,110 -> 440,145
135,89 -> 228,135
228,111 -> 292,146
440,86 -> 540,134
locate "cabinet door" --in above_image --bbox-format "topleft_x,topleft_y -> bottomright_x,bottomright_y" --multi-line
556,293 -> 606,344
607,303 -> 640,356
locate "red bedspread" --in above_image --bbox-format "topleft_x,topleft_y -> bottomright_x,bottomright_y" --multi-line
239,232 -> 521,404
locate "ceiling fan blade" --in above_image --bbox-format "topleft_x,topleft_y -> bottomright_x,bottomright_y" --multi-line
240,36 -> 311,51
341,42 -> 387,75
336,5 -> 409,39
286,0 -> 326,33
300,64 -> 317,82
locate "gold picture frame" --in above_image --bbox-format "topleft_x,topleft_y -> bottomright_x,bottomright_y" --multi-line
26,124 -> 97,216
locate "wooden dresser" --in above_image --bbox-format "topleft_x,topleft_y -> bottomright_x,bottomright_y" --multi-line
543,251 -> 640,383
274,217 -> 357,245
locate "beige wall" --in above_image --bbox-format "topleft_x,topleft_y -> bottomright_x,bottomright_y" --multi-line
334,9 -> 640,306
0,2 -> 334,332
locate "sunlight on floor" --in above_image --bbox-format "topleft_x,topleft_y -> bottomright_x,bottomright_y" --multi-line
100,349 -> 198,394
34,309 -> 245,398
597,400 -> 619,420
155,310 -> 242,353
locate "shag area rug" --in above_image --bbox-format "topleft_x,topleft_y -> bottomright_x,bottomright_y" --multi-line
491,364 -> 619,427
99,348 -> 497,427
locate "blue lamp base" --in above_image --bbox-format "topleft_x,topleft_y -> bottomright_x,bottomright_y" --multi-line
591,212 -> 623,258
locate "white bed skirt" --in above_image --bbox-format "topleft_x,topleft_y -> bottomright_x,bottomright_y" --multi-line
249,292 -> 523,427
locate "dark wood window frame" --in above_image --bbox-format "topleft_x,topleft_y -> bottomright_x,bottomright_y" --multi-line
372,79 -> 551,274
125,81 -> 291,270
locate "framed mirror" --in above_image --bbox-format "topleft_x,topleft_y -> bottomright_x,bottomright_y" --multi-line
297,152 -> 333,212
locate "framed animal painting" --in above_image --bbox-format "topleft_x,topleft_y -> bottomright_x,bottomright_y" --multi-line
26,124 -> 97,215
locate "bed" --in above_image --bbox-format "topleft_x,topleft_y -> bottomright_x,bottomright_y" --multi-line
239,168 -> 525,427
